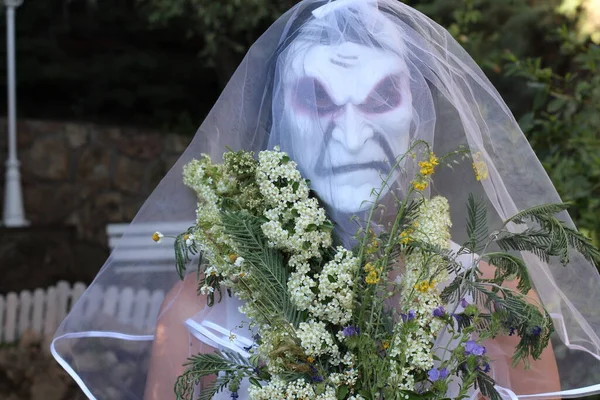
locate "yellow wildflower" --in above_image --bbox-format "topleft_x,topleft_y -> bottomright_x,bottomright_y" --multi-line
418,162 -> 434,176
364,262 -> 383,284
365,229 -> 379,255
429,153 -> 439,166
382,340 -> 390,350
418,153 -> 439,176
473,161 -> 489,181
365,270 -> 381,285
229,254 -> 238,263
412,180 -> 428,191
414,280 -> 437,293
399,229 -> 413,245
307,356 -> 315,363
366,239 -> 379,255
472,152 -> 489,181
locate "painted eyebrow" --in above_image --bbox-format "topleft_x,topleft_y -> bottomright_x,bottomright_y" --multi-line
329,58 -> 353,68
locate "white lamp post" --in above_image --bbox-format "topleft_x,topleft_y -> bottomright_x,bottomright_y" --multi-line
3,0 -> 28,227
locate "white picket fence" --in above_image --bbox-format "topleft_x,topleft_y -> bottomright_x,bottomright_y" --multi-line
0,281 -> 165,344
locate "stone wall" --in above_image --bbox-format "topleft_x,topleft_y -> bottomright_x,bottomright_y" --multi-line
0,119 -> 191,289
0,119 -> 191,244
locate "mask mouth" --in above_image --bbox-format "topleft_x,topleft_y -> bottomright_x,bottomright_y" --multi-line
313,121 -> 399,178
329,161 -> 392,176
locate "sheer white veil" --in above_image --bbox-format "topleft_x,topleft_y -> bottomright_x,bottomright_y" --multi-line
51,1 -> 600,399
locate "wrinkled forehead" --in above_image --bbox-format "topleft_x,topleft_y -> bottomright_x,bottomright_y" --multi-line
279,10 -> 410,103
283,40 -> 409,102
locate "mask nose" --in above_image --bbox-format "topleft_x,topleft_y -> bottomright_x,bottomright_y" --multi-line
331,105 -> 374,152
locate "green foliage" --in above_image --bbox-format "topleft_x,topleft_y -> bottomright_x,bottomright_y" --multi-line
175,350 -> 254,400
413,0 -> 600,252
503,38 -> 600,245
438,197 -> 600,369
476,373 -> 503,400
0,0 -> 218,133
219,210 -> 305,328
485,252 -> 531,294
171,145 -> 600,399
135,0 -> 296,76
465,194 -> 488,253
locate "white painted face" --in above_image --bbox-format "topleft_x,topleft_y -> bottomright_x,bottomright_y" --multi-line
280,41 -> 413,213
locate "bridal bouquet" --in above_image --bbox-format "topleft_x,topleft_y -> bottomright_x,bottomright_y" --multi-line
160,143 -> 600,400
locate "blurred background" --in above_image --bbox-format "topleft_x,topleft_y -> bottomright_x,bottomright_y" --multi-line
0,0 -> 598,399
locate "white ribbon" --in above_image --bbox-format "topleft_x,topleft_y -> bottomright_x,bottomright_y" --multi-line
185,319 -> 254,358
312,0 -> 377,19
50,328 -> 600,399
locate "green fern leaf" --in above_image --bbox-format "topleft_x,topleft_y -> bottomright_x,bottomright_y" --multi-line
564,226 -> 600,268
505,203 -> 570,225
476,373 -> 503,400
485,252 -> 532,294
464,194 -> 488,253
220,210 -> 304,327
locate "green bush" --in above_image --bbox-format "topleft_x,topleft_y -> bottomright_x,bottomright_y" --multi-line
503,37 -> 600,246
0,0 -> 218,134
412,0 -> 600,246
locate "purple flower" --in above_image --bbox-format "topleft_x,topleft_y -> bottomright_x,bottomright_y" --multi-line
231,392 -> 239,399
342,325 -> 360,337
531,326 -> 542,336
432,305 -> 446,318
479,362 -> 491,373
401,310 -> 416,322
460,298 -> 469,308
464,340 -> 486,356
312,375 -> 324,383
508,326 -> 516,336
428,367 -> 449,382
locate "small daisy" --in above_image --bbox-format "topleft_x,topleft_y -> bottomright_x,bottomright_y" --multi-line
200,285 -> 214,295
152,231 -> 164,244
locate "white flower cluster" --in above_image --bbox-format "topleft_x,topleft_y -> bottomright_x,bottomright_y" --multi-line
249,377 -> 339,400
404,196 -> 452,286
297,320 -> 340,362
257,149 -> 332,264
389,288 -> 445,387
329,368 -> 359,387
256,148 -> 340,322
183,156 -> 237,276
390,196 -> 452,390
287,262 -> 317,311
309,247 -> 359,325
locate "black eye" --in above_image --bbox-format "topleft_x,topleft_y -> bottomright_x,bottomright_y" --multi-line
359,76 -> 402,114
294,78 -> 340,115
